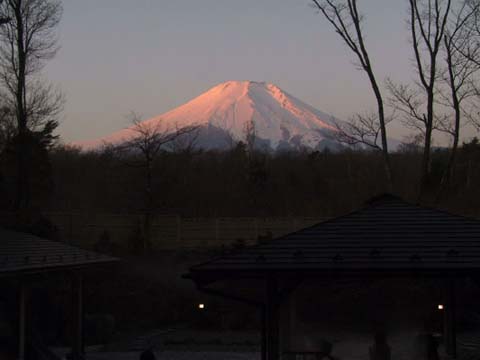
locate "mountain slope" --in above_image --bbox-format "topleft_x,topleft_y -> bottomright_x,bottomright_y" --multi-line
79,81 -> 344,150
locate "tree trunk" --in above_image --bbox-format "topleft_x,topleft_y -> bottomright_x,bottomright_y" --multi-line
419,78 -> 436,199
376,92 -> 393,192
437,37 -> 462,204
366,67 -> 393,191
13,0 -> 30,212
420,115 -> 433,197
143,158 -> 153,253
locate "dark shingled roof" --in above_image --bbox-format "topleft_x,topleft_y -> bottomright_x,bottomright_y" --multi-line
189,195 -> 480,278
0,228 -> 117,276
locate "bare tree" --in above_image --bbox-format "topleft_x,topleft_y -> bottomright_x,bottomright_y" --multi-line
453,0 -> 480,67
471,84 -> 480,130
386,79 -> 450,138
437,0 -> 480,197
332,112 -> 394,151
243,118 -> 256,155
118,113 -> 198,253
406,0 -> 451,196
0,0 -> 63,210
458,0 -> 480,131
168,123 -> 200,154
311,0 -> 393,189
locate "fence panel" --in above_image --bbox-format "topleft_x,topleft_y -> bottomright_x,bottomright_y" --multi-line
0,212 -> 328,250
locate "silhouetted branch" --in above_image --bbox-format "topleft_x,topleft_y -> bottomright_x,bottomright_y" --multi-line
332,112 -> 393,151
386,79 -> 426,131
168,123 -> 201,153
0,0 -> 62,210
118,112 -> 199,161
113,112 -> 199,253
436,0 -> 480,200
311,0 -> 393,189
405,0 -> 452,196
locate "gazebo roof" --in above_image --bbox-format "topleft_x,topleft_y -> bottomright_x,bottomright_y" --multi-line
0,228 -> 117,276
188,194 -> 480,279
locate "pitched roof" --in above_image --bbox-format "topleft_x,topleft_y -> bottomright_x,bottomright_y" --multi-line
188,195 -> 480,278
0,228 -> 117,276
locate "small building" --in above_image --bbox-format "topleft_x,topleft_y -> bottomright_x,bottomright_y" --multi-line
0,228 -> 117,360
186,194 -> 480,359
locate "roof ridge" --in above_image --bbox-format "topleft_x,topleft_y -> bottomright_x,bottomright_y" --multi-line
188,196 -> 378,271
365,193 -> 404,206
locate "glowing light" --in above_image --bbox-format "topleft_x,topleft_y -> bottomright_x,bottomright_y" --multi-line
438,304 -> 444,310
198,303 -> 205,310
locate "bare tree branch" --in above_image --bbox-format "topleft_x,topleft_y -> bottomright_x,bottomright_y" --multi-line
331,111 -> 393,151
311,0 -> 393,189
436,0 -> 480,200
404,0 -> 452,196
0,0 -> 63,130
0,0 -> 62,210
112,112 -> 199,254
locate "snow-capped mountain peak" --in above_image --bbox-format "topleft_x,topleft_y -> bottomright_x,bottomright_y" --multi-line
78,81 -> 340,150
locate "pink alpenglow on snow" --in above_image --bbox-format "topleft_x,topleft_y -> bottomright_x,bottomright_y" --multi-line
77,81 -> 342,151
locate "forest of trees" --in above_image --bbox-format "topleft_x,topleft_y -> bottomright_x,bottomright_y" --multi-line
22,138 -> 480,219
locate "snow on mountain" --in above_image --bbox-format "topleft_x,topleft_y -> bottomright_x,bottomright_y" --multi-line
78,81 -> 347,151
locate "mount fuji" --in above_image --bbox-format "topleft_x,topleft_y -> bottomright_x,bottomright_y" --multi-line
78,81 -> 349,151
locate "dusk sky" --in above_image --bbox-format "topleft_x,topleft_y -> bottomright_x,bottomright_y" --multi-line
47,0 -> 420,144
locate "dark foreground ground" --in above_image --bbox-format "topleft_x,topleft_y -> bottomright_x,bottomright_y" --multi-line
53,330 -> 480,360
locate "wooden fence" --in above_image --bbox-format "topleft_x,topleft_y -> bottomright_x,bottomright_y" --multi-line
1,212 -> 328,251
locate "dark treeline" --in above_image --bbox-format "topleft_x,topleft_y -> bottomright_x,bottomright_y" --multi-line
18,138 -> 480,219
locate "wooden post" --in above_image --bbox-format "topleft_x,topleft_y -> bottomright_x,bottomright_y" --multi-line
17,282 -> 26,360
444,277 -> 456,358
261,306 -> 267,360
176,216 -> 182,245
265,276 -> 280,360
283,290 -> 296,353
69,211 -> 74,244
72,273 -> 84,360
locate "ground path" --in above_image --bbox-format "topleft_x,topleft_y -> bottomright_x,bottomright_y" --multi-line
89,352 -> 258,360
58,330 -> 480,360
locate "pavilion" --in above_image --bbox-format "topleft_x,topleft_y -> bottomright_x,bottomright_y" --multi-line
186,194 -> 480,360
0,228 -> 117,360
